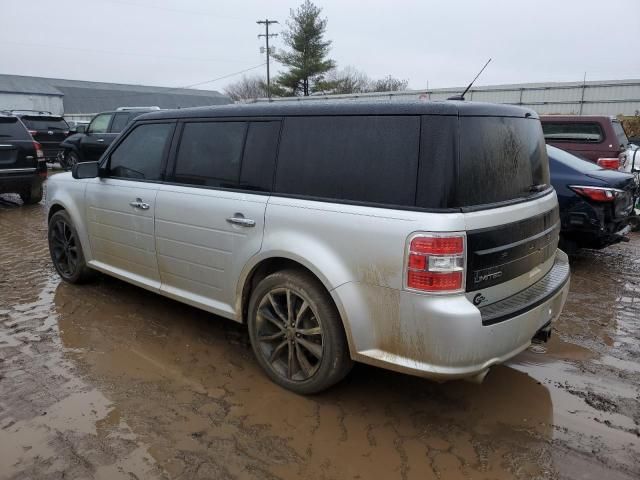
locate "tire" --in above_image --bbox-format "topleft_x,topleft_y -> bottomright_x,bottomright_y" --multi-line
247,269 -> 353,394
48,210 -> 94,283
20,183 -> 43,205
63,150 -> 80,171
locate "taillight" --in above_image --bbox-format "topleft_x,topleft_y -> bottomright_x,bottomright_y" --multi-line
405,233 -> 466,293
34,142 -> 44,159
597,158 -> 620,170
569,185 -> 622,202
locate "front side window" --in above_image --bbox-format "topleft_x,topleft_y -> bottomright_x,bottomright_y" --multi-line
88,114 -> 113,134
173,121 -> 246,187
542,122 -> 603,143
108,123 -> 173,180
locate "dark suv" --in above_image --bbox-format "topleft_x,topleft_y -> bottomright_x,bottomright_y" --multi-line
60,107 -> 160,169
10,111 -> 70,163
0,113 -> 47,204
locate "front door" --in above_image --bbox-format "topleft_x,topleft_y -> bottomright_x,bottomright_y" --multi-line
85,121 -> 175,289
81,113 -> 115,161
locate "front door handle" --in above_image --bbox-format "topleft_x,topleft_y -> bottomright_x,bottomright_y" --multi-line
129,198 -> 150,210
226,214 -> 255,227
97,138 -> 105,142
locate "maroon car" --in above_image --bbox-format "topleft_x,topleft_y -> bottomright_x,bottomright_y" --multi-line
541,115 -> 629,169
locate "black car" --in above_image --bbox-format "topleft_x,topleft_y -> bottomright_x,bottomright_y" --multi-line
548,145 -> 636,252
0,113 -> 47,204
10,110 -> 70,162
60,108 -> 160,169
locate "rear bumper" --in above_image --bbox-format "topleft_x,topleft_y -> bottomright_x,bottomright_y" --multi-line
334,250 -> 570,381
0,170 -> 43,194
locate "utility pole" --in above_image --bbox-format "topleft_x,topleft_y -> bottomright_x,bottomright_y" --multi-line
257,19 -> 278,101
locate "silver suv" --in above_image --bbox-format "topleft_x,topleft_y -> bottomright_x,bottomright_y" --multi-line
46,101 -> 570,393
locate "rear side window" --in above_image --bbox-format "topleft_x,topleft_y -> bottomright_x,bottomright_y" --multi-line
240,121 -> 280,192
173,121 -> 246,188
110,113 -> 130,133
0,117 -> 30,139
20,116 -> 69,131
542,122 -> 603,143
275,116 -> 420,206
109,123 -> 173,180
456,117 -> 549,207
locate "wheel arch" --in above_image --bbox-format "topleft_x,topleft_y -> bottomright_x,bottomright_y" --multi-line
236,255 -> 356,357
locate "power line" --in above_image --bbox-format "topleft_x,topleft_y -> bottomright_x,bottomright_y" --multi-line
91,0 -> 246,21
257,19 -> 279,101
66,63 -> 267,101
0,40 -> 257,64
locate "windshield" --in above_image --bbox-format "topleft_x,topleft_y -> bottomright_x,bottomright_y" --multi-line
21,116 -> 69,131
612,121 -> 629,148
455,116 -> 550,207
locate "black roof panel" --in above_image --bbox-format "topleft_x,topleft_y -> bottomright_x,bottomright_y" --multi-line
138,100 -> 538,121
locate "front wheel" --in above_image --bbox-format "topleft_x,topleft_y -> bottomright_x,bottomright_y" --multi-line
248,270 -> 352,394
48,210 -> 94,283
62,150 -> 80,171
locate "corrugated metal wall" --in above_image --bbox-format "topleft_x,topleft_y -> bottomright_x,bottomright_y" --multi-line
0,93 -> 64,115
257,80 -> 640,116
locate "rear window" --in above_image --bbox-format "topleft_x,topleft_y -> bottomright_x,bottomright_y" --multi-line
0,117 -> 30,139
275,116 -> 420,206
20,116 -> 69,131
456,117 -> 549,207
542,122 -> 603,143
546,145 -> 601,171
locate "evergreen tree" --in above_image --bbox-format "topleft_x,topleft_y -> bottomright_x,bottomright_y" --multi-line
273,1 -> 335,96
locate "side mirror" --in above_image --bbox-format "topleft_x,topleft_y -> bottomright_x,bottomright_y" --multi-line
72,161 -> 100,179
76,125 -> 87,134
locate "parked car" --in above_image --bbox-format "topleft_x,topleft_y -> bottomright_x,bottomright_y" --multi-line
0,113 -> 47,204
9,110 -> 70,163
548,145 -> 636,252
541,115 -> 633,170
59,107 -> 160,169
46,101 -> 570,393
66,120 -> 90,134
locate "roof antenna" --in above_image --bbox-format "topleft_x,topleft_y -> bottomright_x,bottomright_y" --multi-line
448,58 -> 492,101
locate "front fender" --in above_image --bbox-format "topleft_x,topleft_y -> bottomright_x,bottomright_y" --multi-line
60,134 -> 84,151
46,174 -> 92,262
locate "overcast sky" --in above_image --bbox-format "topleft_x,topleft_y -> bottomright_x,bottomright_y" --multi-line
2,0 -> 639,92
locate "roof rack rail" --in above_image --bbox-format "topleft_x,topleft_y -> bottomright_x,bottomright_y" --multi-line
116,106 -> 161,111
8,109 -> 54,115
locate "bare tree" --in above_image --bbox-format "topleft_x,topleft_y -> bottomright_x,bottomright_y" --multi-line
224,75 -> 269,102
368,75 -> 409,92
316,67 -> 371,94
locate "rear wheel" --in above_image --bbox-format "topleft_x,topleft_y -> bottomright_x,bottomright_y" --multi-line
20,183 -> 43,205
247,270 -> 352,394
48,210 -> 94,283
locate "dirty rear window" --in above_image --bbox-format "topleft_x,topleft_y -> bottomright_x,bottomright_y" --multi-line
21,116 -> 69,131
0,117 -> 30,139
455,116 -> 549,207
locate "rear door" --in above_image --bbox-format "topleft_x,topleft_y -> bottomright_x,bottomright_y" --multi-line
155,119 -> 279,317
0,117 -> 37,173
20,116 -> 69,159
81,113 -> 115,161
85,121 -> 175,289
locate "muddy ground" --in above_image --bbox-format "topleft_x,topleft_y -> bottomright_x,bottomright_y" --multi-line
0,191 -> 638,480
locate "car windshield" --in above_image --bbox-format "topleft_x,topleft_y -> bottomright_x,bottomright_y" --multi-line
546,145 -> 601,171
21,116 -> 69,131
612,121 -> 629,148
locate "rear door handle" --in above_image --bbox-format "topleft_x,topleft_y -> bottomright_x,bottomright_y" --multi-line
226,215 -> 255,227
97,138 -> 105,142
129,198 -> 150,210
